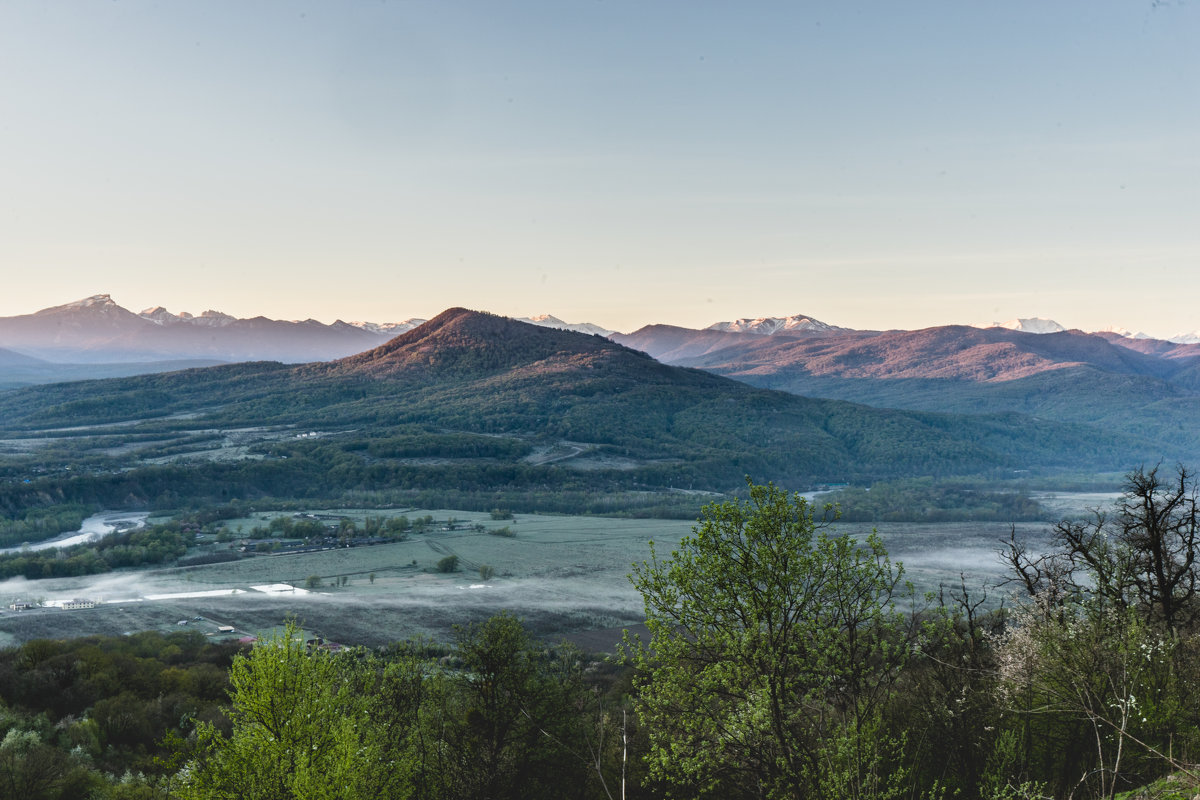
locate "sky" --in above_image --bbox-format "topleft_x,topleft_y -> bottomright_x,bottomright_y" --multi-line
1,1 -> 1197,336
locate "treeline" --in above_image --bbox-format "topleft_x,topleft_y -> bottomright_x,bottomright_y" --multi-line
358,430 -> 533,460
0,504 -> 89,548
0,455 -> 714,521
0,617 -> 632,800
242,512 -> 419,540
823,477 -> 1048,522
0,522 -> 188,580
11,470 -> 1200,798
0,629 -> 243,799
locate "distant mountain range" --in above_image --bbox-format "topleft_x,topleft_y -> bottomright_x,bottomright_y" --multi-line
0,294 -> 392,365
0,295 -> 1194,368
614,317 -> 1200,462
0,295 -> 613,387
5,296 -> 1200,470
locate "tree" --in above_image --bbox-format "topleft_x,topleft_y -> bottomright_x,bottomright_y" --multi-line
627,481 -> 911,800
421,613 -> 593,800
997,465 -> 1200,797
437,555 -> 459,573
993,594 -> 1188,800
177,622 -> 417,800
1005,464 -> 1200,633
0,726 -> 92,800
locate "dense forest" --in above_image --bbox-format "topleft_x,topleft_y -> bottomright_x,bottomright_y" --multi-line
4,470 -> 1200,799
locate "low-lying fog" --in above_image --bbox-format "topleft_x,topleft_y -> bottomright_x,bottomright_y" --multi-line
0,492 -> 1111,649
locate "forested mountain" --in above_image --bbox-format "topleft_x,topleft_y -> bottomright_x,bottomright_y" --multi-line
0,310 -> 1152,518
616,322 -> 1200,464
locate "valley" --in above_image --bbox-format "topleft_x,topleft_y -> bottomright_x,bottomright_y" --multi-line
0,307 -> 1168,655
0,492 -> 1106,651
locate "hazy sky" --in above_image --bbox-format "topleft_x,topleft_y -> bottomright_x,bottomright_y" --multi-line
1,1 -> 1196,335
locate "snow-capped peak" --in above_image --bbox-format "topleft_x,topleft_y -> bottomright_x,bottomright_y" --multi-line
191,310 -> 237,327
72,293 -> 116,307
139,306 -> 236,326
1169,331 -> 1200,345
706,313 -> 839,336
347,319 -> 427,335
515,315 -> 616,337
982,318 -> 1066,334
140,306 -> 181,324
47,294 -> 121,312
1099,326 -> 1153,340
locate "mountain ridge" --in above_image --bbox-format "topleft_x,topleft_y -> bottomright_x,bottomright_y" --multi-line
0,310 -> 1152,499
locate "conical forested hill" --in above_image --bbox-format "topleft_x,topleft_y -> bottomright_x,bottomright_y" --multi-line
319,307 -> 628,379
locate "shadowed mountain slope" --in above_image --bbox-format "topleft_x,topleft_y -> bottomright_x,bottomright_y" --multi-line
632,325 -> 1183,382
614,323 -> 1200,461
319,308 -> 626,379
611,324 -> 876,364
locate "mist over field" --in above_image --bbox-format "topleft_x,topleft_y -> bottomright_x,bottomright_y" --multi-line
0,497 -> 1094,652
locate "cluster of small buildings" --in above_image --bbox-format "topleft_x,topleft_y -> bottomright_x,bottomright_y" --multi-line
7,597 -> 96,611
236,535 -> 390,555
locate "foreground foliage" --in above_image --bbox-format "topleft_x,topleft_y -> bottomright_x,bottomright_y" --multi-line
178,615 -> 603,800
9,472 -> 1200,799
628,482 -> 912,799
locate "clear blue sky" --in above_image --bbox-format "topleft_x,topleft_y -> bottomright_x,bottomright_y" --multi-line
1,1 -> 1197,335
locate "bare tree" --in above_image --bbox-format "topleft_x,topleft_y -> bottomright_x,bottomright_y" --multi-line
1117,465 -> 1199,631
1005,464 -> 1200,634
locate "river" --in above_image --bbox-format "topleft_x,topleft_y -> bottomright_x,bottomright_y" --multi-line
0,510 -> 150,555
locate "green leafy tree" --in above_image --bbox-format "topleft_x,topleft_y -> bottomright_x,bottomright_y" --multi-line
420,613 -> 592,800
0,725 -> 96,800
177,622 -> 415,800
627,481 -> 911,800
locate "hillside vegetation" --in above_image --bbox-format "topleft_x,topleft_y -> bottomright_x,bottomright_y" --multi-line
0,311 -> 1153,526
